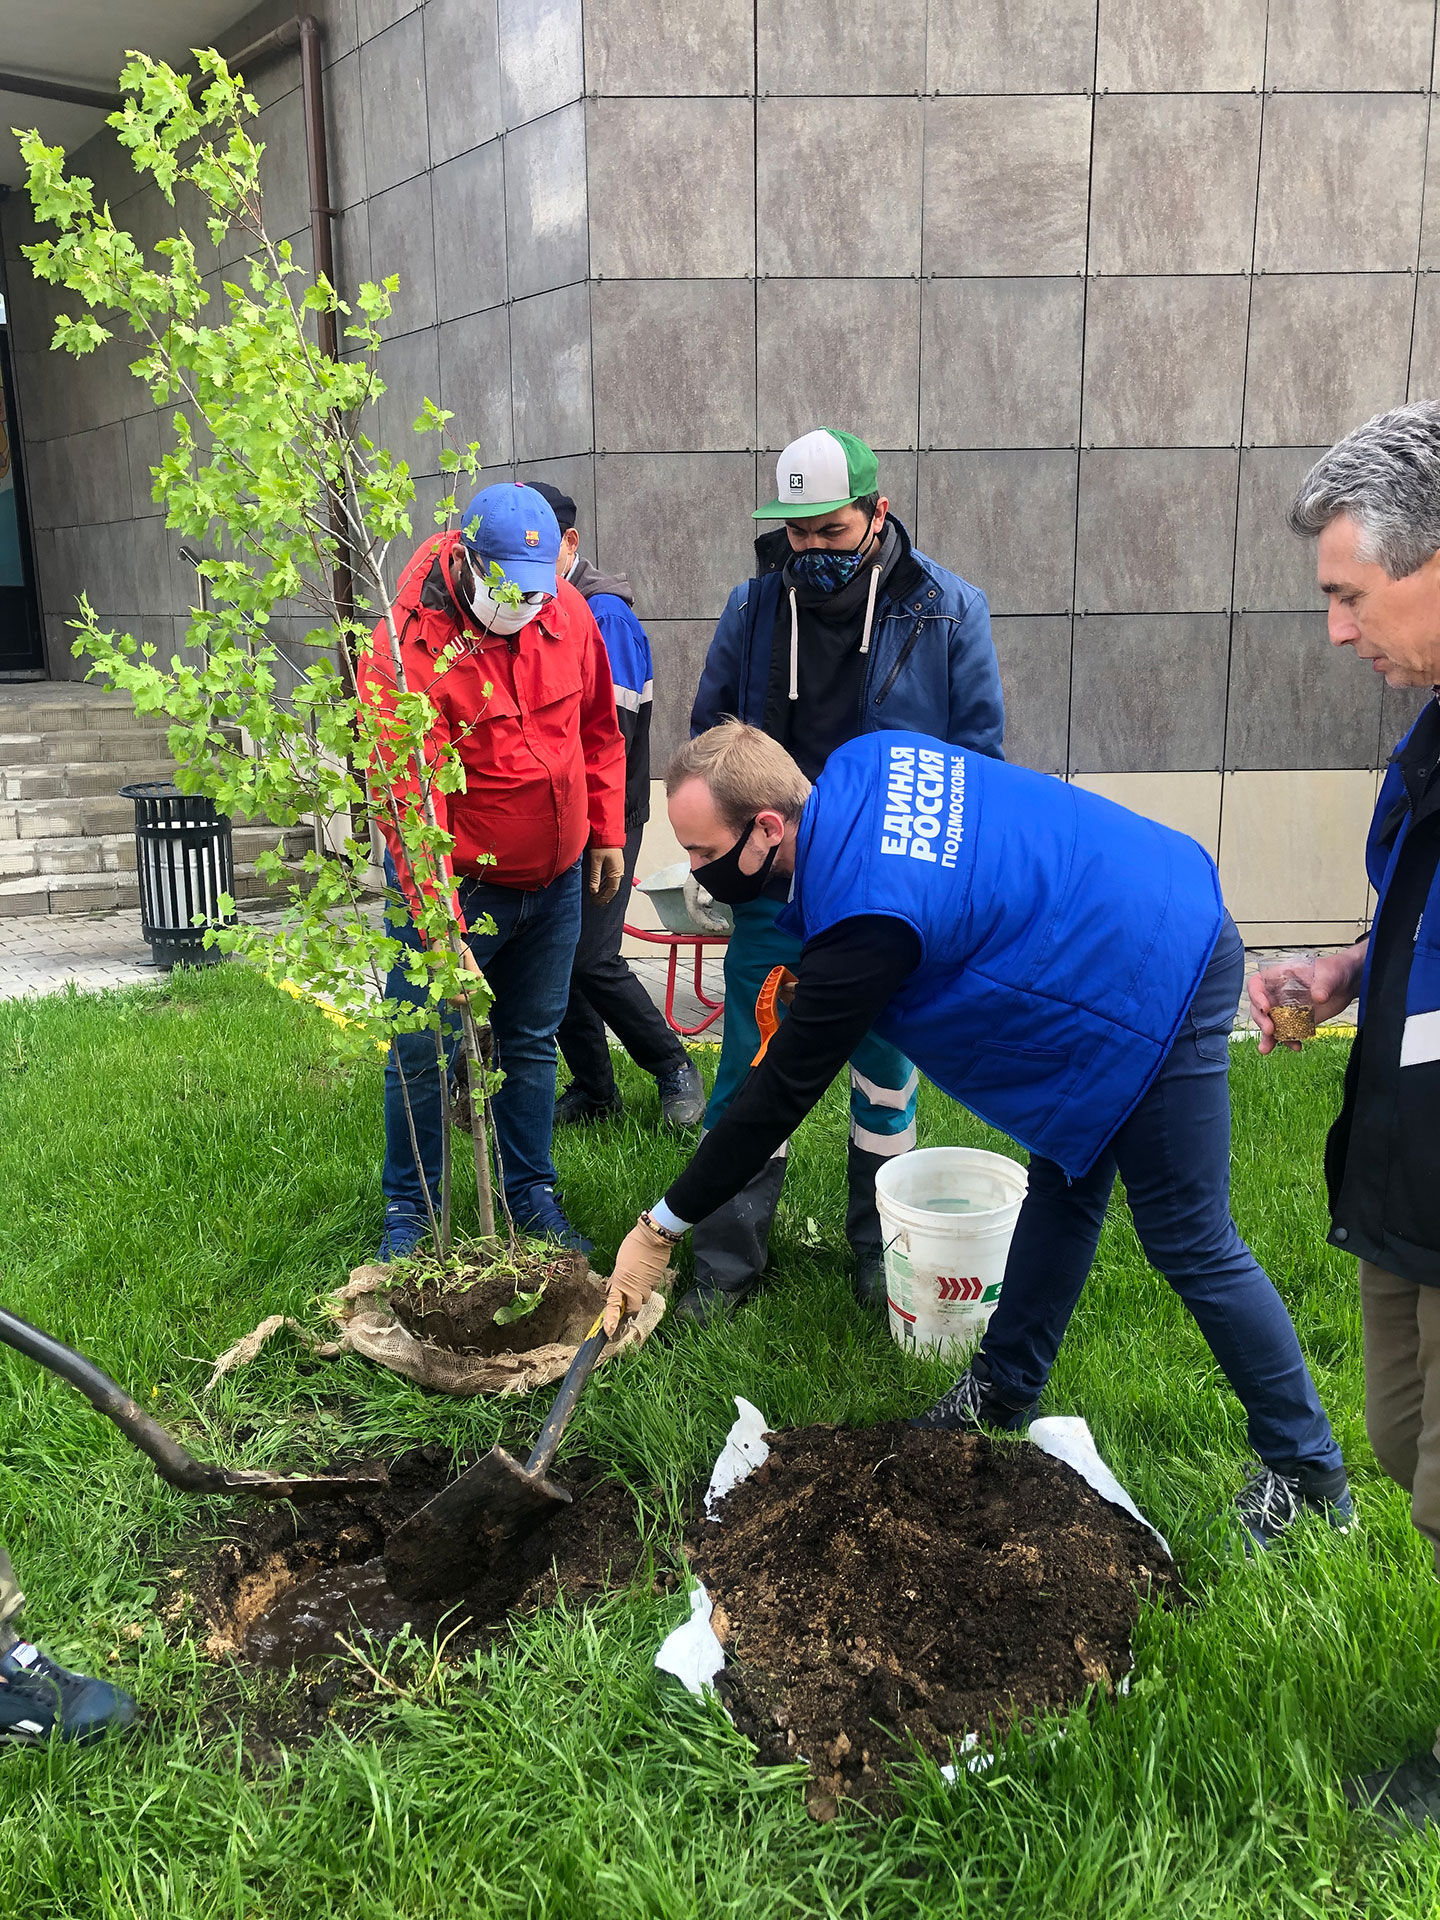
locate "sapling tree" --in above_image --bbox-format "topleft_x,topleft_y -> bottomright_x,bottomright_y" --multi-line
18,50 -> 509,1253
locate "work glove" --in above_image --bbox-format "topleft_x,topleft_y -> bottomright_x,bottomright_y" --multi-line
602,1215 -> 677,1337
587,846 -> 625,905
683,872 -> 732,934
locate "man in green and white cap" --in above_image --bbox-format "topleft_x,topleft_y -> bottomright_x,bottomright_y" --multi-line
682,428 -> 1005,1323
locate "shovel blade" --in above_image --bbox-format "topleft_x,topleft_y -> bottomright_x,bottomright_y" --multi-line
383,1446 -> 573,1602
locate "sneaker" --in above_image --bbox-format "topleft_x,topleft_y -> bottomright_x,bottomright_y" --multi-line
670,1280 -> 756,1329
655,1060 -> 705,1128
554,1084 -> 623,1127
0,1641 -> 136,1745
852,1247 -> 887,1311
515,1188 -> 594,1255
1344,1747 -> 1440,1833
909,1354 -> 1036,1433
1232,1462 -> 1355,1553
377,1208 -> 430,1263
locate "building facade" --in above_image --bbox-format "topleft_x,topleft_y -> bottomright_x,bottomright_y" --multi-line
2,0 -> 1438,939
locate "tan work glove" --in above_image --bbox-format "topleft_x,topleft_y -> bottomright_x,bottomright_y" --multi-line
602,1214 -> 677,1337
587,846 -> 625,905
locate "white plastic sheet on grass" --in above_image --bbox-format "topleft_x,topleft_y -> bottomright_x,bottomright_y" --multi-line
655,1396 -> 1166,1707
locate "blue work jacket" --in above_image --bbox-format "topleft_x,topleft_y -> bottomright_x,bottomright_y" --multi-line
691,520 -> 1005,758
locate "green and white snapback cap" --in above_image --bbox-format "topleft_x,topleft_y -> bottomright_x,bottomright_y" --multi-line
755,428 -> 880,519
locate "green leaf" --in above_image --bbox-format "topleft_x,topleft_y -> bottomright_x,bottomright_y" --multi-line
493,1287 -> 546,1327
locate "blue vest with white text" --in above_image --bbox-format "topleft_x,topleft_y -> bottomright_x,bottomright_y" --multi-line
776,734 -> 1227,1176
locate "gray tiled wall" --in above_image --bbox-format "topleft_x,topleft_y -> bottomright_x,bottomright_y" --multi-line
3,0 -> 1440,789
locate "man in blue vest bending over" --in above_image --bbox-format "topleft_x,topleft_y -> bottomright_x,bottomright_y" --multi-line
602,721 -> 1353,1549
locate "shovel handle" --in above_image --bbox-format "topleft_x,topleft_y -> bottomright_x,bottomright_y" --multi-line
524,1310 -> 619,1479
0,1305 -> 231,1495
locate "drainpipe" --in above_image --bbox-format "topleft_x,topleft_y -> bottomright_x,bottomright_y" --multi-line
219,16 -> 356,862
221,18 -> 340,368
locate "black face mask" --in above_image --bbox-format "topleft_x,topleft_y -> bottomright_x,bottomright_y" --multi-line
691,817 -> 780,906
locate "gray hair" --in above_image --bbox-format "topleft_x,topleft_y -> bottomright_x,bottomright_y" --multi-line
1289,401 -> 1440,579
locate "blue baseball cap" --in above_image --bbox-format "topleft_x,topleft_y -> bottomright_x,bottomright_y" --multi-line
459,482 -> 561,594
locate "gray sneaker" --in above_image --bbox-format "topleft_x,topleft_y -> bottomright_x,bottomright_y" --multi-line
909,1354 -> 1036,1433
1231,1463 -> 1354,1553
655,1060 -> 705,1128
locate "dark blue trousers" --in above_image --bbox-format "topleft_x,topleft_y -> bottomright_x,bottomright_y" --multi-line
979,915 -> 1343,1475
381,856 -> 581,1223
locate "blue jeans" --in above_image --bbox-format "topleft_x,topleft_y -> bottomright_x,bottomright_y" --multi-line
381,856 -> 582,1223
979,916 -> 1343,1476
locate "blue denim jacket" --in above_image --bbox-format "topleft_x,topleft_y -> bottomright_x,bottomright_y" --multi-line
690,518 -> 1005,759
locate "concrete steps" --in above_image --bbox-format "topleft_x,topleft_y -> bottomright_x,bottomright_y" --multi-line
0,684 -> 319,917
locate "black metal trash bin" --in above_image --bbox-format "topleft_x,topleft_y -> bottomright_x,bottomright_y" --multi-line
119,781 -> 236,969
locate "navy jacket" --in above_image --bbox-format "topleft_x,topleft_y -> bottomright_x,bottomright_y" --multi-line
1326,698 -> 1440,1275
1358,706 -> 1440,1032
568,559 -> 654,832
690,520 -> 1005,758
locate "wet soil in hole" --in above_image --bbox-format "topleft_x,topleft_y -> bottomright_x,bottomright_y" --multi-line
686,1422 -> 1177,1815
387,1252 -> 598,1355
191,1446 -> 649,1674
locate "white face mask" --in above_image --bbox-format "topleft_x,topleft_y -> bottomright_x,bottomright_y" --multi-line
466,567 -> 549,636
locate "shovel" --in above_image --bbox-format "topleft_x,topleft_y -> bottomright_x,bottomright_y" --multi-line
384,1308 -> 620,1602
0,1306 -> 386,1504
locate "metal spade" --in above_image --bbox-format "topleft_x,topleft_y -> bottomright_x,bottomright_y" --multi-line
384,1309 -> 618,1602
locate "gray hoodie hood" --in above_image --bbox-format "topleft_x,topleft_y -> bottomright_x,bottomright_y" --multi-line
567,556 -> 635,607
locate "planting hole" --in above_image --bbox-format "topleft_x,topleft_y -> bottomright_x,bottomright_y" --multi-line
192,1447 -> 647,1671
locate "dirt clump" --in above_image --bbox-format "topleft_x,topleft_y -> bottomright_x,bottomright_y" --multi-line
190,1445 -> 648,1674
686,1421 -> 1176,1813
387,1250 -> 598,1355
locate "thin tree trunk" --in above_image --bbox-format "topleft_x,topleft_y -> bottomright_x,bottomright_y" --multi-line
434,1025 -> 452,1256
482,1077 -> 515,1253
457,997 -> 496,1242
389,1041 -> 443,1252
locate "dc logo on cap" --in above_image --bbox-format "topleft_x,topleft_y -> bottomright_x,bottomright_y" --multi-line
788,472 -> 804,491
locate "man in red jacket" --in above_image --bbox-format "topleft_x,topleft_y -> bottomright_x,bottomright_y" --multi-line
361,483 -> 626,1255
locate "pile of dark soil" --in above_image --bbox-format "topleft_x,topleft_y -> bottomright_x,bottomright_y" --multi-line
686,1422 -> 1176,1815
387,1251 -> 597,1355
189,1446 -> 650,1676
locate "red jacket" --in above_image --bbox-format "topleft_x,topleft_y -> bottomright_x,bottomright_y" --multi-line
360,530 -> 626,911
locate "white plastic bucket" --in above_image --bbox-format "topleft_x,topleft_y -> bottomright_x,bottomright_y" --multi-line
874,1147 -> 1028,1358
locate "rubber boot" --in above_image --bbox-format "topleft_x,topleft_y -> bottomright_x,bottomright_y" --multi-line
846,1141 -> 891,1308
674,1153 -> 788,1325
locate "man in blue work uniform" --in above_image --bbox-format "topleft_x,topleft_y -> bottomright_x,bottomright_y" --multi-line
685,428 -> 1003,1322
602,721 -> 1354,1550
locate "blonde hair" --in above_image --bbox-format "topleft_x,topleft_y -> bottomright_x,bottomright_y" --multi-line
665,722 -> 812,828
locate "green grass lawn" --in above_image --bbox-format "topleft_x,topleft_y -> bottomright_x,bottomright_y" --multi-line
0,965 -> 1435,1917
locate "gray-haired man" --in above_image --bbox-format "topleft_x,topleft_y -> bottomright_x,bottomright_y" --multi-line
1250,399 -> 1440,1830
